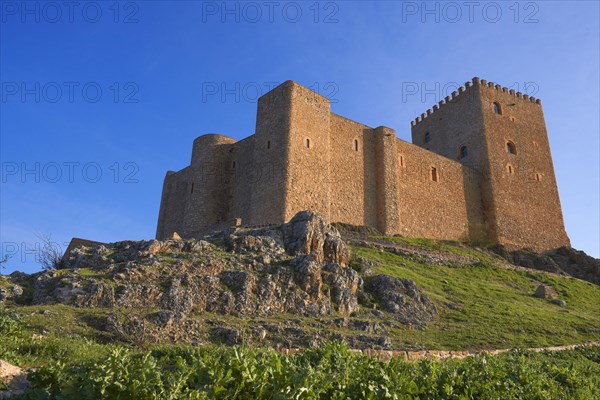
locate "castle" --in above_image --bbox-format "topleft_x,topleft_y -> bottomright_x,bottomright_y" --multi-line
156,77 -> 570,252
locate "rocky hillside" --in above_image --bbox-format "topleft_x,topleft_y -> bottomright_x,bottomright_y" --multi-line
1,211 -> 599,351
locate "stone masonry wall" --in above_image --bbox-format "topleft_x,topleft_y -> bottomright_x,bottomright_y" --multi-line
284,82 -> 332,221
248,83 -> 291,227
156,167 -> 190,239
394,139 -> 484,241
410,78 -> 569,251
157,78 -> 569,251
410,80 -> 492,242
329,113 -> 378,228
229,136 -> 255,226
477,80 -> 570,251
183,135 -> 237,236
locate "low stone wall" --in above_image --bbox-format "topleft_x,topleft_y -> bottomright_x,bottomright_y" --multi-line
279,341 -> 600,361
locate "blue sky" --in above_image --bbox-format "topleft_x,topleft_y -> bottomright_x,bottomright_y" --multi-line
1,1 -> 599,274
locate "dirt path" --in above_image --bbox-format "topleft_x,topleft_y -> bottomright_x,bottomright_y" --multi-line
280,341 -> 600,361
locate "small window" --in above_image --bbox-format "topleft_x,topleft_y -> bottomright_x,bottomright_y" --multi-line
424,132 -> 431,143
306,138 -> 311,149
535,173 -> 542,181
399,155 -> 404,167
493,102 -> 502,114
354,139 -> 359,151
190,182 -> 194,194
232,161 -> 236,168
431,167 -> 438,182
507,141 -> 516,155
267,140 -> 271,149
459,146 -> 468,159
507,164 -> 514,174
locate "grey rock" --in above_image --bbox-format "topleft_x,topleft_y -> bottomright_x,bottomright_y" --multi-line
494,245 -> 600,285
364,274 -> 437,327
552,299 -> 566,307
378,336 -> 392,348
0,360 -> 30,399
211,327 -> 241,345
283,211 -> 349,265
534,284 -> 559,300
352,320 -> 382,333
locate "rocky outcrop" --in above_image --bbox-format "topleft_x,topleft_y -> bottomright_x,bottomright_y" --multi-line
48,212 -> 359,317
34,244 -> 363,320
2,212 -> 439,348
0,286 -> 22,305
0,360 -> 29,399
494,245 -> 600,285
364,275 -> 437,327
283,211 -> 349,266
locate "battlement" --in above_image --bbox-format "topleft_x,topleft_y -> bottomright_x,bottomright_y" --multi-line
411,77 -> 542,127
158,77 -> 569,253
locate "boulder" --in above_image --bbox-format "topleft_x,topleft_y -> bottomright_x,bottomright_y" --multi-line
534,284 -> 559,300
283,211 -> 349,266
0,285 -> 22,304
364,274 -> 437,327
0,360 -> 29,399
551,299 -> 566,307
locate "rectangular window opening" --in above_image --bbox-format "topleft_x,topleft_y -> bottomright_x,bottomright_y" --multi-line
431,167 -> 438,182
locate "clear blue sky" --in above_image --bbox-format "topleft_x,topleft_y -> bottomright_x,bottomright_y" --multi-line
1,1 -> 599,274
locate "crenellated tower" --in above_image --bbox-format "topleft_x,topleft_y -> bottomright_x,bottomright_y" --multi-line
158,77 -> 570,252
411,77 -> 569,251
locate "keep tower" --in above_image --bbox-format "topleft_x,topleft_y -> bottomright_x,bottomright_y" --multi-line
411,77 -> 569,251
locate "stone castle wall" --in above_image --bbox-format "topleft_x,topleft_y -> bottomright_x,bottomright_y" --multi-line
283,82 -> 333,221
229,135 -> 256,226
156,78 -> 569,251
477,81 -> 569,250
394,139 -> 484,241
329,113 -> 379,229
411,78 -> 569,250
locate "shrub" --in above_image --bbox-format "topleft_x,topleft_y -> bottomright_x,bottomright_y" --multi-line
19,343 -> 600,400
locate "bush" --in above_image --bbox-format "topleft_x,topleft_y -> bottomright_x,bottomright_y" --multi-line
0,312 -> 24,336
19,343 -> 600,400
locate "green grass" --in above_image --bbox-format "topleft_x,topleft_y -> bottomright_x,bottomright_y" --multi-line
354,244 -> 600,350
75,268 -> 104,278
0,275 -> 13,289
73,268 -> 118,287
372,235 -> 501,263
6,307 -> 597,399
2,237 -> 600,399
0,310 -> 113,368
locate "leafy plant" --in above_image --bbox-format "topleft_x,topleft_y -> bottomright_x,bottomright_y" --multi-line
0,311 -> 24,335
17,342 -> 600,399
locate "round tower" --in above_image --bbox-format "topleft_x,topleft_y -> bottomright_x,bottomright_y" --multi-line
184,134 -> 237,236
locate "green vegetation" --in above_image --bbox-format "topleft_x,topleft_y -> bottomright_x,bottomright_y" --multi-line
2,313 -> 599,400
0,309 -> 115,368
372,235 -> 500,263
2,236 -> 599,399
353,244 -> 600,349
11,340 -> 600,400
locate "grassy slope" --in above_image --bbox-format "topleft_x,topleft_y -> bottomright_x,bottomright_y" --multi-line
1,236 -> 599,369
354,237 -> 600,350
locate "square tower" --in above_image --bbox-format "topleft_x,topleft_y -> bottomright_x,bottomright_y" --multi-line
411,77 -> 570,251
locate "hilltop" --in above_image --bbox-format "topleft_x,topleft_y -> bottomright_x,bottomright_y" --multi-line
1,211 -> 598,353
